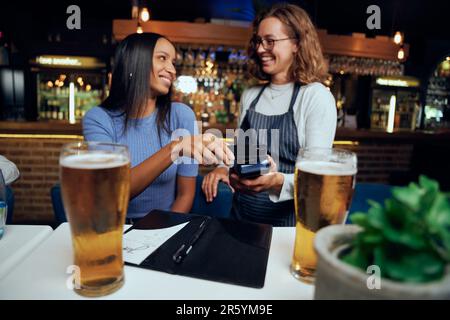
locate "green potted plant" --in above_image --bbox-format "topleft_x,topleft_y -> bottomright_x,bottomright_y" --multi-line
314,176 -> 450,299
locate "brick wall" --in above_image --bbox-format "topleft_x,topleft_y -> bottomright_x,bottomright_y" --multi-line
0,137 -> 81,223
200,142 -> 414,184
336,143 -> 414,183
1,137 -> 414,224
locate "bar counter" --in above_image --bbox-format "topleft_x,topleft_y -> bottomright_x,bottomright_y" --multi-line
1,121 -> 449,224
2,120 -> 450,140
0,121 -> 82,136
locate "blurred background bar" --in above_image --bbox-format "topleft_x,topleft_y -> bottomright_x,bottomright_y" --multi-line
0,0 -> 449,224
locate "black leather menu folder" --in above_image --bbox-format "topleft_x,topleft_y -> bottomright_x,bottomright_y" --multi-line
124,210 -> 273,288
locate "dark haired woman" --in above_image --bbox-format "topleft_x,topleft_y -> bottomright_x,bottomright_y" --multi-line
202,4 -> 337,226
83,33 -> 233,221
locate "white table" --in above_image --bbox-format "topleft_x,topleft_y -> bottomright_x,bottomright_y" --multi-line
0,222 -> 314,300
0,225 -> 53,280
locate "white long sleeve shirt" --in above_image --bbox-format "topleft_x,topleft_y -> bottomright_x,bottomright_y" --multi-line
238,82 -> 337,202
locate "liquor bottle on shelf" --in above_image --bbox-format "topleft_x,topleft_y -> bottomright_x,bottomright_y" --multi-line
195,49 -> 206,68
52,102 -> 59,120
46,101 -> 53,119
201,107 -> 210,127
0,31 -> 10,66
58,106 -> 64,120
209,109 -> 217,125
172,44 -> 251,127
39,100 -> 47,120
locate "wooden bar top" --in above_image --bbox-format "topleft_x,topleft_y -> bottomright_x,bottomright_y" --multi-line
334,128 -> 450,142
0,121 -> 82,135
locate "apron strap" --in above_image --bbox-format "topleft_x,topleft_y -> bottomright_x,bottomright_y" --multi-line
288,82 -> 301,114
248,83 -> 269,111
249,82 -> 300,113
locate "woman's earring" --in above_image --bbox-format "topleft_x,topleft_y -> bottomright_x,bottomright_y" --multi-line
129,73 -> 133,79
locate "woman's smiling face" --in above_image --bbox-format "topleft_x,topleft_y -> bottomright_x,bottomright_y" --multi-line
150,37 -> 177,96
256,17 -> 298,82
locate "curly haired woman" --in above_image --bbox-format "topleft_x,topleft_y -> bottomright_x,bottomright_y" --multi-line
202,3 -> 337,226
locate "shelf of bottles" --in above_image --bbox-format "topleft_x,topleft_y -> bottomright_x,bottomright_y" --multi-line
371,89 -> 420,131
37,72 -> 106,121
170,47 -> 407,131
425,58 -> 450,129
327,55 -> 404,77
172,45 -> 258,129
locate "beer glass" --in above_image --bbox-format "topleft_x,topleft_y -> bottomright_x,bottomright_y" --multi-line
291,148 -> 357,283
60,142 -> 130,297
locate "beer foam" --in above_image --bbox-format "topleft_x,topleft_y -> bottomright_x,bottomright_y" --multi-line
60,153 -> 129,169
298,160 -> 357,176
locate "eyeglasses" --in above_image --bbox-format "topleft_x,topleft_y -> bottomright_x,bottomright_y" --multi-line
251,36 -> 297,50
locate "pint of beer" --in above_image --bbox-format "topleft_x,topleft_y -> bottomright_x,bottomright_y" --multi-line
291,148 -> 357,283
60,142 -> 130,297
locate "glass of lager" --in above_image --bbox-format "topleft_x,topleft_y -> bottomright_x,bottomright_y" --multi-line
291,147 -> 357,283
60,142 -> 130,297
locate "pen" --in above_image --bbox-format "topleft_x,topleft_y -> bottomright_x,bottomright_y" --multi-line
172,218 -> 209,264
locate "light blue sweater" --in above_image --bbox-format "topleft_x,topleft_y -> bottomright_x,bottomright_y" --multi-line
83,103 -> 199,218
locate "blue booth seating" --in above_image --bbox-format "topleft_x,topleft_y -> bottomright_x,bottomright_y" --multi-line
191,175 -> 233,219
5,186 -> 14,224
51,175 -> 234,226
346,183 -> 393,224
52,180 -> 390,225
51,184 -> 67,225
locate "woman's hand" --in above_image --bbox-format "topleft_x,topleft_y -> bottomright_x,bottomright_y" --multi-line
201,166 -> 234,202
229,156 -> 284,196
172,133 -> 234,166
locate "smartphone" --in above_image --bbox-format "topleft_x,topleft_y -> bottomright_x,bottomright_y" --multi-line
231,142 -> 270,179
232,158 -> 271,179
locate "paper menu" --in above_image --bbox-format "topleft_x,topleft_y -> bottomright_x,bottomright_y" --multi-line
123,222 -> 188,265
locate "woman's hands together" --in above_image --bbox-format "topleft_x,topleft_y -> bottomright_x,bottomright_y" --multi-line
229,156 -> 284,196
201,166 -> 233,202
172,133 -> 234,166
202,155 -> 285,203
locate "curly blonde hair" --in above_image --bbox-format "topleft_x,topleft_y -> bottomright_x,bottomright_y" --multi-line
248,3 -> 328,84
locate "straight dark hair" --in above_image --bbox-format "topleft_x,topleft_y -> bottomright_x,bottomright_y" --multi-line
102,32 -> 173,140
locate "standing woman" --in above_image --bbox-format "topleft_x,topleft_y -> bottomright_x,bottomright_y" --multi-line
202,4 -> 336,226
83,33 -> 233,221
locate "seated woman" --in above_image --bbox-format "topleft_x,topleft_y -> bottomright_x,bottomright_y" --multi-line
83,33 -> 233,222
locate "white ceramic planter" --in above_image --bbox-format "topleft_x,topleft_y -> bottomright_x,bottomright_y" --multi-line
313,224 -> 450,300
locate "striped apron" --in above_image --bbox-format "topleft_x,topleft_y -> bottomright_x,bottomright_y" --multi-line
232,83 -> 301,226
